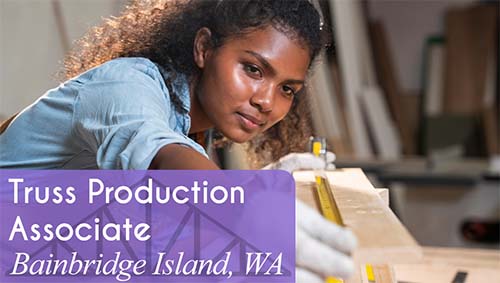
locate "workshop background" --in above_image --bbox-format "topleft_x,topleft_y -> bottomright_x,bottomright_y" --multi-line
1,0 -> 499,250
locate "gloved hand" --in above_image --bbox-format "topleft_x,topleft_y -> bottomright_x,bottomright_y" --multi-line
263,152 -> 356,281
262,152 -> 336,172
296,199 -> 357,282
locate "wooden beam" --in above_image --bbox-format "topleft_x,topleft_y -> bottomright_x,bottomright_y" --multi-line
308,53 -> 350,156
329,0 -> 373,158
443,5 -> 498,114
369,21 -> 415,155
294,169 -> 421,264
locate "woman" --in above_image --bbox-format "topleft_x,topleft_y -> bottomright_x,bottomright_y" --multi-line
0,0 -> 355,281
1,0 -> 317,170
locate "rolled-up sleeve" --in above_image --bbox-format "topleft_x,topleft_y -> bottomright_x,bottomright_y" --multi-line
71,66 -> 206,169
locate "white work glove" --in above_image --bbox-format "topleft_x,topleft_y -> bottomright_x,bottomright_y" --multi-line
296,199 -> 357,282
263,153 -> 356,281
262,152 -> 336,172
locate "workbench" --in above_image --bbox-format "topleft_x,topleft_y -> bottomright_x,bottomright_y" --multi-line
394,246 -> 500,283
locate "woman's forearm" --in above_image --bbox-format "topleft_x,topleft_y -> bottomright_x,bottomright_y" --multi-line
149,144 -> 219,170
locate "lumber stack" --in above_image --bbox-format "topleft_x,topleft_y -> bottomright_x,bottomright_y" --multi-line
313,1 -> 499,160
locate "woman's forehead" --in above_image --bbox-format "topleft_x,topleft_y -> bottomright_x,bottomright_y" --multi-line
217,26 -> 311,78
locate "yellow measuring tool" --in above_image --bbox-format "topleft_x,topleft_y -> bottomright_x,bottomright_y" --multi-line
310,137 -> 379,283
310,137 -> 344,226
314,174 -> 344,225
310,137 -> 345,283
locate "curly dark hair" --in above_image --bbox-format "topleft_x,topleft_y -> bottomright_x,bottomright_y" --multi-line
63,0 -> 325,167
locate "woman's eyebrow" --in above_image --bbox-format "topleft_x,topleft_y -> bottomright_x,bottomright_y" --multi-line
244,50 -> 304,85
282,78 -> 305,86
244,50 -> 275,75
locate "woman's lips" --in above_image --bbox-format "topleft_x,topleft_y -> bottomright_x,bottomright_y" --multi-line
236,112 -> 265,131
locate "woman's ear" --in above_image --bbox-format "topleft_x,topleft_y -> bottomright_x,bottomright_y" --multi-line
193,27 -> 213,69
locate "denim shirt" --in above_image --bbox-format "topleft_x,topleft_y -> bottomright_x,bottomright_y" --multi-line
0,57 -> 207,169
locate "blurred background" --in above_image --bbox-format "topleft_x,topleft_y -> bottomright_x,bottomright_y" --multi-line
1,0 -> 499,250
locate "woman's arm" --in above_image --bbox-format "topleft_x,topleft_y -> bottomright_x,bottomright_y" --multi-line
148,144 -> 219,170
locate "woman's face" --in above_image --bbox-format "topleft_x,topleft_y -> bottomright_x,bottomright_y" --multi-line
192,25 -> 311,143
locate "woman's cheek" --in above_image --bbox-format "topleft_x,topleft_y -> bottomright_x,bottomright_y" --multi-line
276,97 -> 293,118
232,69 -> 256,100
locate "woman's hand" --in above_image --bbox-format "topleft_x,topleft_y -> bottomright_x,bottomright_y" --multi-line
262,152 -> 336,172
149,144 -> 219,169
263,153 -> 356,281
296,199 -> 357,282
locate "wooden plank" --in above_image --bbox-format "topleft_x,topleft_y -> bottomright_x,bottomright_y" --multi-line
308,53 -> 350,156
423,37 -> 445,117
394,247 -> 500,283
443,4 -> 498,114
354,4 -> 402,161
483,107 -> 499,155
331,0 -> 402,160
481,41 -> 499,155
361,87 -> 401,160
330,0 -> 373,159
369,21 -> 414,156
294,169 -> 422,264
330,59 -> 354,157
399,92 -> 420,155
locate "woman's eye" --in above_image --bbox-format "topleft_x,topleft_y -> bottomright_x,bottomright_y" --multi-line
282,85 -> 296,98
243,64 -> 262,78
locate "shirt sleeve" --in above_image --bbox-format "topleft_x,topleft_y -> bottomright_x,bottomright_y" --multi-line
71,64 -> 207,169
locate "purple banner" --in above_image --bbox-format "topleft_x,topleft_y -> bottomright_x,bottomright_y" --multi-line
0,170 -> 295,283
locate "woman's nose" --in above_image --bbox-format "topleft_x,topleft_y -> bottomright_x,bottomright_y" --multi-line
249,85 -> 274,113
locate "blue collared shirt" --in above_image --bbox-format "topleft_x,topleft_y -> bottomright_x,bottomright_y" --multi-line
0,57 -> 207,169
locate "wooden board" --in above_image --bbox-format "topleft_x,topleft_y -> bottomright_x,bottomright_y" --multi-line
399,92 -> 420,155
308,53 -> 350,156
330,0 -> 373,159
481,42 -> 499,155
330,59 -> 354,157
294,169 -> 422,264
331,0 -> 403,160
361,86 -> 401,160
423,38 -> 445,117
394,247 -> 500,283
443,4 -> 498,114
369,21 -> 414,156
483,106 -> 500,155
